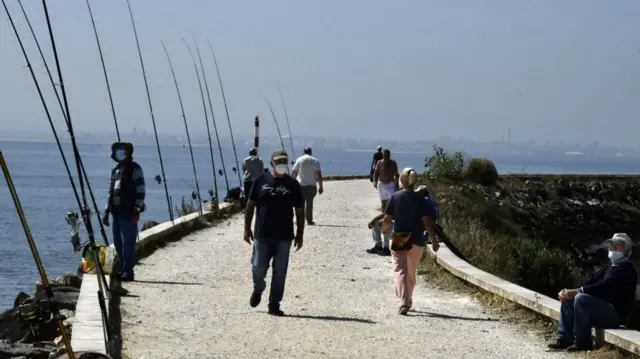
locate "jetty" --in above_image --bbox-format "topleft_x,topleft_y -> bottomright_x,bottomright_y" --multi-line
107,179 -> 576,359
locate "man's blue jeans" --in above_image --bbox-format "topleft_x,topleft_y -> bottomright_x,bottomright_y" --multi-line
558,293 -> 619,347
112,214 -> 139,277
372,221 -> 392,248
251,238 -> 292,310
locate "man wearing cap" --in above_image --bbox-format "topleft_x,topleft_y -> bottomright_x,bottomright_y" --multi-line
369,146 -> 383,182
373,149 -> 399,211
242,147 -> 264,199
548,233 -> 637,352
291,147 -> 323,225
101,142 -> 146,282
244,149 -> 304,316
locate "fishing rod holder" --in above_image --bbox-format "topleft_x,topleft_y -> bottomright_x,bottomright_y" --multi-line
65,211 -> 82,253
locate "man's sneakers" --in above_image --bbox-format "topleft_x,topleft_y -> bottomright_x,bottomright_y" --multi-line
117,272 -> 135,282
249,292 -> 262,308
268,307 -> 285,316
366,246 -> 391,256
366,246 -> 382,254
547,341 -> 592,352
307,220 -> 315,225
250,292 -> 285,316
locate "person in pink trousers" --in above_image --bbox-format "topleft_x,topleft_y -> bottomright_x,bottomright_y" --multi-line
382,168 -> 439,315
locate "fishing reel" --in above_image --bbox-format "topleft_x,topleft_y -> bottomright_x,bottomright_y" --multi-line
65,211 -> 82,253
218,169 -> 224,176
154,174 -> 163,184
191,190 -> 198,200
17,299 -> 53,336
207,189 -> 217,202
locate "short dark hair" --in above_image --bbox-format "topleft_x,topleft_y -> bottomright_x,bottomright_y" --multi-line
303,147 -> 312,155
249,148 -> 257,156
383,149 -> 391,157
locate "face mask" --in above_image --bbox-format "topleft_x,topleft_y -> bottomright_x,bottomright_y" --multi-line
608,250 -> 625,262
114,149 -> 126,162
274,164 -> 288,175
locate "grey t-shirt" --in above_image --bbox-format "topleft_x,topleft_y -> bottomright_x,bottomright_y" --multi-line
384,190 -> 430,246
242,155 -> 264,181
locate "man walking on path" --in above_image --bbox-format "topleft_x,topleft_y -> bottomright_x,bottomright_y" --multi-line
242,147 -> 264,196
291,147 -> 323,225
369,146 -> 383,182
373,148 -> 399,211
102,142 -> 146,282
244,149 -> 305,316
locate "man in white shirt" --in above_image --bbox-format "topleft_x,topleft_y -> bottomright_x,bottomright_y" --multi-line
291,147 -> 323,225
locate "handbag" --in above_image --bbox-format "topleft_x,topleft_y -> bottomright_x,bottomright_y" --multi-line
390,232 -> 413,251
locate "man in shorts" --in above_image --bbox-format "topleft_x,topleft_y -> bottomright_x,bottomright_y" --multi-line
373,149 -> 399,211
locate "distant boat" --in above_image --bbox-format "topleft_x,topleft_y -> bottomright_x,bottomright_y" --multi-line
564,151 -> 584,156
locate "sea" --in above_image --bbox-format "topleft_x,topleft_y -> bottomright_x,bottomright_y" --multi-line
1,138 -> 640,310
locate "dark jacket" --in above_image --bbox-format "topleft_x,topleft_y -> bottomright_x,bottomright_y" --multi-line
580,261 -> 638,323
106,160 -> 146,216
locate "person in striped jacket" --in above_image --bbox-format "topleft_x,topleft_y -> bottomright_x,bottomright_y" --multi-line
102,142 -> 146,282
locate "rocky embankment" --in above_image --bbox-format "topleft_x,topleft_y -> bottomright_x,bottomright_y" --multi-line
0,273 -> 81,359
436,175 -> 640,268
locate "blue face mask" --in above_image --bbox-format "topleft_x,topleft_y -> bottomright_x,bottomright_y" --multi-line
608,250 -> 625,262
114,149 -> 126,162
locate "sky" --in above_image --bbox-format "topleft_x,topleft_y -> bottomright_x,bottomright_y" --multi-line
1,0 -> 639,147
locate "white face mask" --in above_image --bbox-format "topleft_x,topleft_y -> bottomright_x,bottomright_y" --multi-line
274,164 -> 288,175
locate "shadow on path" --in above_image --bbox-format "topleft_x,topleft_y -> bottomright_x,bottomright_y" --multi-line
410,310 -> 497,322
312,224 -> 353,228
287,314 -> 376,324
133,280 -> 203,286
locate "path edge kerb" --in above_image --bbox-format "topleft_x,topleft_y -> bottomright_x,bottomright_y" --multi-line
426,244 -> 640,356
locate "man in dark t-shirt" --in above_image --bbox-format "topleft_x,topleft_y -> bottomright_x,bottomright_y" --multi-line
369,146 -> 383,182
244,149 -> 304,316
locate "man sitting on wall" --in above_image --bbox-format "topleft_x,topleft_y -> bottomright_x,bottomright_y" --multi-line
548,233 -> 637,352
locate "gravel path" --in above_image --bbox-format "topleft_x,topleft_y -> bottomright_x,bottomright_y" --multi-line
120,179 -> 575,359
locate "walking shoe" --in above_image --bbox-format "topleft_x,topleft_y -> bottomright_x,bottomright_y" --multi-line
378,248 -> 391,256
547,341 -> 572,350
307,220 -> 315,225
398,305 -> 409,315
366,246 -> 382,254
566,344 -> 592,352
249,292 -> 262,308
268,308 -> 285,316
120,273 -> 135,282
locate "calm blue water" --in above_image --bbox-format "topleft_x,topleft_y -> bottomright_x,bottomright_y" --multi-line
1,139 -> 639,310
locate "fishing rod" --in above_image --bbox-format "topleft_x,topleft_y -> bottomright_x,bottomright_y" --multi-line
125,0 -> 174,222
194,36 -> 230,195
15,0 -> 112,249
41,0 -> 112,341
161,40 -> 203,215
208,40 -> 242,187
277,83 -> 296,164
85,0 -> 120,141
0,152 -> 76,359
182,37 -> 220,211
264,97 -> 288,153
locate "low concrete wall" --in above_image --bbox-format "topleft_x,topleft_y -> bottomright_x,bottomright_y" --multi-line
427,244 -> 640,355
72,201 -> 242,357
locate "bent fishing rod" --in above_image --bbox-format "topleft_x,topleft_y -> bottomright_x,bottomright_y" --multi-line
182,37 -> 220,210
277,83 -> 296,164
41,0 -> 112,340
161,40 -> 203,215
208,41 -> 242,187
126,0 -> 173,222
85,0 -> 120,141
193,35 -> 230,195
0,152 -> 77,359
15,0 -> 111,249
264,97 -> 289,157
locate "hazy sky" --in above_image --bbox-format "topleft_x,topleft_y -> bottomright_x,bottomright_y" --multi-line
1,0 -> 639,146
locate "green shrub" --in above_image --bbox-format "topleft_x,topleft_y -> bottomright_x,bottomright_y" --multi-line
424,145 -> 465,181
464,157 -> 499,186
175,196 -> 197,217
